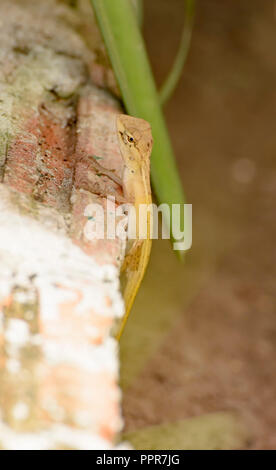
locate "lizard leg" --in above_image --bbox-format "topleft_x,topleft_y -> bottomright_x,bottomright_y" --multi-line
88,156 -> 128,204
121,239 -> 142,272
88,156 -> 122,186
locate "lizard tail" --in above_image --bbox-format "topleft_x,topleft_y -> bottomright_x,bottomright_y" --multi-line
116,239 -> 152,341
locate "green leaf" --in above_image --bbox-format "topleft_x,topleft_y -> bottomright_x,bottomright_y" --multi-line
130,0 -> 143,27
160,0 -> 196,105
90,0 -> 187,257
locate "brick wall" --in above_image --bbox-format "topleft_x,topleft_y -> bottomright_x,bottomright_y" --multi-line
0,0 -> 128,450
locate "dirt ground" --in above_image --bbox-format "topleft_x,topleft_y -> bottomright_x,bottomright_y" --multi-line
121,0 -> 276,449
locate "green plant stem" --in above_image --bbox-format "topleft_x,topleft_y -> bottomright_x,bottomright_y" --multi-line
131,0 -> 143,27
160,0 -> 196,105
90,0 -> 186,256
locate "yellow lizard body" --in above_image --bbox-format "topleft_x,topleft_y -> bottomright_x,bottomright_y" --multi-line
116,115 -> 153,340
88,114 -> 153,340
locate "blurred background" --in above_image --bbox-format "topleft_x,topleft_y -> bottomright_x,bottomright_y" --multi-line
120,0 -> 276,449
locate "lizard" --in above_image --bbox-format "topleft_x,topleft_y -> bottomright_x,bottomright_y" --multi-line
88,114 -> 153,340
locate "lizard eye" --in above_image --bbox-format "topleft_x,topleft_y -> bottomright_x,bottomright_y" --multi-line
122,131 -> 134,144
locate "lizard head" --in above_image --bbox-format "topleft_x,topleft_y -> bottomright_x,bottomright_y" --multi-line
116,115 -> 153,170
